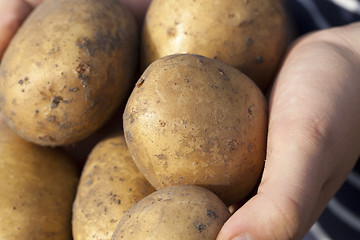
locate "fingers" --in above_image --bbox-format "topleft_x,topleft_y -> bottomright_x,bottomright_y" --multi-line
217,29 -> 360,240
217,128 -> 329,240
0,0 -> 32,59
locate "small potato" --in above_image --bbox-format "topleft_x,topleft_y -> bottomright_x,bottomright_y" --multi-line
0,118 -> 79,240
123,54 -> 267,205
112,185 -> 231,240
72,133 -> 155,240
0,0 -> 138,146
142,0 -> 288,91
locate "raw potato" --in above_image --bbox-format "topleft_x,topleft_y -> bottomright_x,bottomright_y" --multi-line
142,0 -> 288,91
72,133 -> 155,240
0,0 -> 138,146
0,118 -> 79,240
123,54 -> 267,205
112,185 -> 231,240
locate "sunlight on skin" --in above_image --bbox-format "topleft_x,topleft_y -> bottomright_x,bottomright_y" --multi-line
0,0 -> 32,59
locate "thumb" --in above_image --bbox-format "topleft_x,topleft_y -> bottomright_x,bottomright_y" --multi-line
216,109 -> 346,240
217,158 -> 317,240
216,105 -> 341,240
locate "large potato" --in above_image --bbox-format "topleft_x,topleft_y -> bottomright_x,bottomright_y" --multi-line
123,54 -> 267,205
0,0 -> 138,146
0,116 -> 79,239
142,0 -> 288,91
72,133 -> 155,240
112,185 -> 231,240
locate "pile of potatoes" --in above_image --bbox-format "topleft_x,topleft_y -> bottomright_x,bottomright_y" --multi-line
0,0 -> 290,239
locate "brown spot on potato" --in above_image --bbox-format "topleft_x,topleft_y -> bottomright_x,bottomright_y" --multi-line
193,221 -> 206,233
136,77 -> 145,88
159,120 -> 166,127
167,27 -> 176,37
38,134 -> 56,142
226,139 -> 238,151
206,209 -> 218,219
218,69 -> 229,81
155,154 -> 167,160
129,113 -> 135,123
50,96 -> 62,109
59,122 -> 71,130
76,37 -> 95,56
47,115 -> 56,122
86,178 -> 93,186
238,19 -> 254,27
69,87 -> 79,92
125,131 -> 132,143
246,37 -> 254,46
248,106 -> 253,116
76,63 -> 91,85
88,97 -> 100,110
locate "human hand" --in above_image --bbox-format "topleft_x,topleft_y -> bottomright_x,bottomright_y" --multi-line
0,0 -> 34,59
217,23 -> 360,240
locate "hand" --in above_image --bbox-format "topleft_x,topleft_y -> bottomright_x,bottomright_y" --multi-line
0,0 -> 33,59
217,23 -> 360,240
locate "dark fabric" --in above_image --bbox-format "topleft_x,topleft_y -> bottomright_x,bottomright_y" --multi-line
288,0 -> 360,34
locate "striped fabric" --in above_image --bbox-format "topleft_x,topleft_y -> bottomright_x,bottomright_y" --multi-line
287,1 -> 360,239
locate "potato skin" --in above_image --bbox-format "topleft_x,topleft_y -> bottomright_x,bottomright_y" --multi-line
142,0 -> 288,91
123,54 -> 267,205
0,119 -> 79,240
72,133 -> 155,240
112,185 -> 231,240
0,0 -> 138,146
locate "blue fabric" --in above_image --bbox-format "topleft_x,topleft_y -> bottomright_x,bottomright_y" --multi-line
289,0 -> 360,34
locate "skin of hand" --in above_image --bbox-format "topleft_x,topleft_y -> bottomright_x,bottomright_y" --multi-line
0,0 -> 33,59
217,22 -> 360,240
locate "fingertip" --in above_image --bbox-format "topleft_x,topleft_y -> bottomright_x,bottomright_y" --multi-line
217,189 -> 309,240
23,0 -> 45,8
0,0 -> 33,59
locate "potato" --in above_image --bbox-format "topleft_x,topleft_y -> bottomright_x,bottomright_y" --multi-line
0,117 -> 79,239
123,54 -> 267,205
112,185 -> 231,240
142,0 -> 288,91
72,133 -> 155,240
0,0 -> 138,146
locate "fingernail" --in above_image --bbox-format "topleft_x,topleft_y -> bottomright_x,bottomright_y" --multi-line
232,234 -> 253,240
